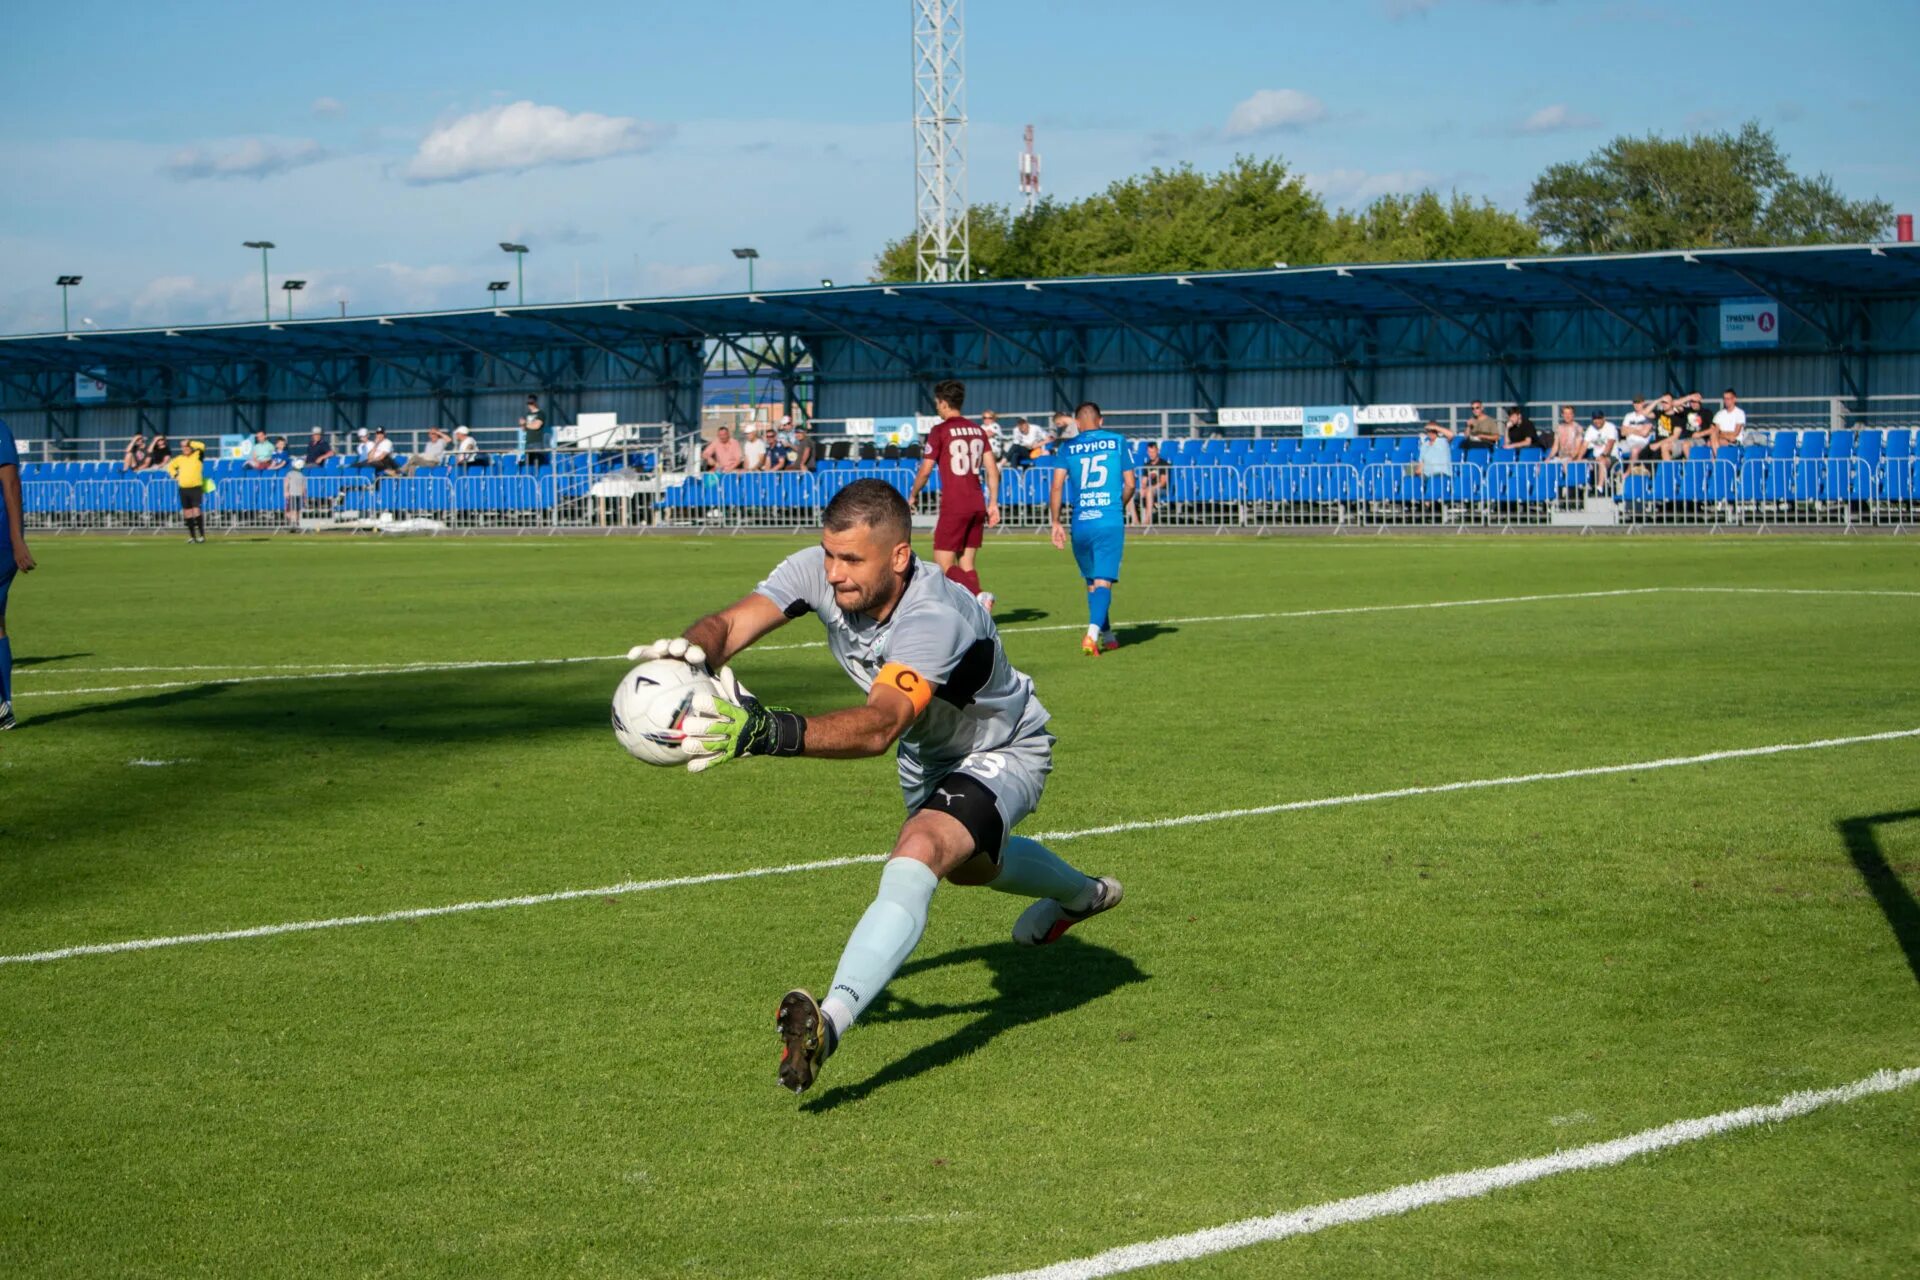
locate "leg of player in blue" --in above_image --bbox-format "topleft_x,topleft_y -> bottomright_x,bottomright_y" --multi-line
0,568 -> 14,729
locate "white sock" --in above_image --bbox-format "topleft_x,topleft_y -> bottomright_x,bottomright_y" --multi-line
820,858 -> 939,1038
988,836 -> 1097,912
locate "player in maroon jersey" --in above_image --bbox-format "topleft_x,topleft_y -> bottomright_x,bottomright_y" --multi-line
907,378 -> 1002,613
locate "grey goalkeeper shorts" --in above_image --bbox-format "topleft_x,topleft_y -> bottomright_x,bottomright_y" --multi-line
900,730 -> 1054,860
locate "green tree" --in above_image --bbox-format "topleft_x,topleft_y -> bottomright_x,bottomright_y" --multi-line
1325,191 -> 1540,263
1527,121 -> 1891,253
873,157 -> 1328,282
872,157 -> 1540,281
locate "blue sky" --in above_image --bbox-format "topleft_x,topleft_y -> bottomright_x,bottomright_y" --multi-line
2,0 -> 1913,334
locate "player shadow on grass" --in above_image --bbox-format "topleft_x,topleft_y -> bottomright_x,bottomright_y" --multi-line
1837,809 -> 1920,987
991,608 -> 1049,625
22,682 -> 231,728
1111,623 -> 1177,650
800,936 -> 1148,1114
14,652 -> 93,667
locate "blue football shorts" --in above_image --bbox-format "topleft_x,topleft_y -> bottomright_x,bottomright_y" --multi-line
0,563 -> 14,617
1070,524 -> 1124,584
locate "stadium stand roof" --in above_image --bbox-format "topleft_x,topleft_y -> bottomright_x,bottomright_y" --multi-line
4,243 -> 1916,369
4,243 -> 1918,441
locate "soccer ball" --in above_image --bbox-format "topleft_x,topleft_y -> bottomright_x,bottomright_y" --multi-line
611,660 -> 714,766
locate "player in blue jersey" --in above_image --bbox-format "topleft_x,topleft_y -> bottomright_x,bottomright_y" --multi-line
0,417 -> 38,729
1048,402 -> 1134,657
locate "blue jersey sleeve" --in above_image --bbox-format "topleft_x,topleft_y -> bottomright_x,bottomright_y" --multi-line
0,419 -> 18,469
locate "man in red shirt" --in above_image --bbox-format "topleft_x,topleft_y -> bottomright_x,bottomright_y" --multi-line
908,378 -> 1001,611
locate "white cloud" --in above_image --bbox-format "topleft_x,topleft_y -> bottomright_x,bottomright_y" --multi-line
403,101 -> 672,184
311,96 -> 346,118
164,137 -> 331,181
1514,104 -> 1599,134
1223,89 -> 1327,139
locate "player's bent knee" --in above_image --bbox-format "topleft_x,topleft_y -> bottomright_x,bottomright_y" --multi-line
945,851 -> 998,886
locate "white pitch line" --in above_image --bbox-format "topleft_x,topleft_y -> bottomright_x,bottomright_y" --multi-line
977,1067 -> 1920,1280
13,587 -> 1670,697
1024,726 -> 1920,843
1669,586 -> 1920,599
3,724 -> 1914,968
19,584 -> 1917,695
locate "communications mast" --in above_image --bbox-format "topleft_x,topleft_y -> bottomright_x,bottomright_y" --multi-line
912,0 -> 968,281
1019,124 -> 1040,215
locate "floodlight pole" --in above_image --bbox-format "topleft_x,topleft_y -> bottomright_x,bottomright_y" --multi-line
500,243 -> 530,304
732,248 -> 761,415
56,276 -> 82,332
244,241 -> 275,321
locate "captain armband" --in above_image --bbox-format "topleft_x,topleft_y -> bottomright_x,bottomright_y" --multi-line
875,662 -> 934,716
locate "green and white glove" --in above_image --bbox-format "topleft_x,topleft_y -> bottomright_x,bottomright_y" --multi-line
680,667 -> 805,773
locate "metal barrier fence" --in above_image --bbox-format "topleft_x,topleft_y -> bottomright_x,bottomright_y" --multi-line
17,458 -> 1920,532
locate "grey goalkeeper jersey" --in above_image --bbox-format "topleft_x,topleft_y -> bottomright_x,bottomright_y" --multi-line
753,548 -> 1051,790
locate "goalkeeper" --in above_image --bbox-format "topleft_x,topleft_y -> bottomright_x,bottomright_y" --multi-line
629,479 -> 1122,1095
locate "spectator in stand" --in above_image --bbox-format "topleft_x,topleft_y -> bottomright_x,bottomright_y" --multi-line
979,410 -> 1004,459
1503,406 -> 1538,449
267,436 -> 291,470
1412,420 -> 1455,477
123,433 -> 150,470
366,427 -> 400,476
1131,441 -> 1171,529
398,427 -> 450,476
1584,410 -> 1619,489
244,428 -> 276,471
1706,388 -> 1746,450
520,395 -> 548,466
347,428 -> 374,467
1647,393 -> 1689,461
144,434 -> 171,470
763,428 -> 791,472
283,458 -> 306,530
304,426 -> 335,468
740,423 -> 768,472
1617,397 -> 1654,467
1548,406 -> 1585,461
1051,411 -> 1075,446
701,425 -> 744,472
451,425 -> 485,466
1461,400 -> 1500,451
1006,417 -> 1046,466
790,425 -> 815,472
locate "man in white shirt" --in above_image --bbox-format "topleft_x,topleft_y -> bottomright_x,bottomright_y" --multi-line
1707,388 -> 1746,450
741,424 -> 768,472
452,426 -> 481,465
1583,411 -> 1619,488
1618,396 -> 1654,464
1007,417 -> 1049,466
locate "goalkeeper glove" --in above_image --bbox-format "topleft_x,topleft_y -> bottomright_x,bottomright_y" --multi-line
679,666 -> 805,773
627,636 -> 709,672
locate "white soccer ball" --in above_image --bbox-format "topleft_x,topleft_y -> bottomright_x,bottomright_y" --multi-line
611,659 -> 715,766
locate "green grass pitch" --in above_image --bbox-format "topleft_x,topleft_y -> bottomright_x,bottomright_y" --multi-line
3,532 -> 1918,1278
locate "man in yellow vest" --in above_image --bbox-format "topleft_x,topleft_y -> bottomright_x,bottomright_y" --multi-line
166,440 -> 208,543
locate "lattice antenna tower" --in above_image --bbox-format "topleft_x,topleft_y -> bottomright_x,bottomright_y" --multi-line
1019,124 -> 1040,215
913,0 -> 968,281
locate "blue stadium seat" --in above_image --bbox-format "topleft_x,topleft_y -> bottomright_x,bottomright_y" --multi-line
1768,431 -> 1799,458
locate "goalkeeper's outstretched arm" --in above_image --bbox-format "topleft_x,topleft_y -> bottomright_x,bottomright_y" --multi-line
681,591 -> 791,667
